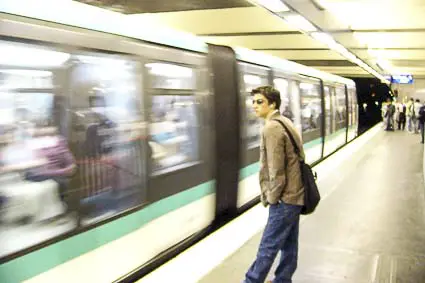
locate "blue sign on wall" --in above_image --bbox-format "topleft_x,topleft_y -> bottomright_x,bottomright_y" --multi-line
391,74 -> 413,84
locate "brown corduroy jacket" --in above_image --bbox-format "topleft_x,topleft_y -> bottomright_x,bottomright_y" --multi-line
259,111 -> 305,206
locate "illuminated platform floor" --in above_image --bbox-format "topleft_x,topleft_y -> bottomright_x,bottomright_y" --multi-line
140,125 -> 425,283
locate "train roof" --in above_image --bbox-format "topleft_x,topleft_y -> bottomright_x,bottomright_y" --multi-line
0,0 -> 355,87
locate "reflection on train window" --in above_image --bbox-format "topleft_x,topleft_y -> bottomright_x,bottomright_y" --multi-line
335,87 -> 347,129
70,55 -> 145,225
0,41 -> 76,258
243,74 -> 268,149
149,96 -> 198,172
324,86 -> 332,135
274,78 -> 293,122
347,89 -> 353,126
146,63 -> 196,89
350,88 -> 357,126
299,82 -> 322,141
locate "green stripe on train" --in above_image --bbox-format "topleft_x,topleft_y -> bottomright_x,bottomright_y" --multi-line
303,137 -> 323,150
325,128 -> 347,142
0,138 -> 325,282
240,163 -> 260,180
0,180 -> 215,283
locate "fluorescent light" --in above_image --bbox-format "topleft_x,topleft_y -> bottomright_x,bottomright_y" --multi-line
310,32 -> 359,62
367,48 -> 382,57
309,33 -> 388,81
0,43 -> 70,67
310,32 -> 335,45
252,0 -> 290,13
284,14 -> 317,32
341,50 -> 357,62
332,43 -> 348,54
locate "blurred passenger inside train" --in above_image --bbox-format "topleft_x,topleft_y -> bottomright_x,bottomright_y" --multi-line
24,126 -> 75,201
281,105 -> 293,121
245,86 -> 304,283
0,112 -> 73,223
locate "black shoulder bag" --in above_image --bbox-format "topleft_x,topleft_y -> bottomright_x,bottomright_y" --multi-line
273,119 -> 320,215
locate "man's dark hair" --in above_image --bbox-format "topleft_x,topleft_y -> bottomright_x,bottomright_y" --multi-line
251,86 -> 281,110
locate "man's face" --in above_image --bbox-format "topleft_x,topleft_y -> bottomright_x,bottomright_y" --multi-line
252,93 -> 275,119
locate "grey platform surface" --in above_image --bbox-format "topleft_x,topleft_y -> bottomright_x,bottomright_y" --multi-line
199,130 -> 425,283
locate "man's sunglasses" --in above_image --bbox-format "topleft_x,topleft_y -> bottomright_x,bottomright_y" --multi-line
252,99 -> 264,105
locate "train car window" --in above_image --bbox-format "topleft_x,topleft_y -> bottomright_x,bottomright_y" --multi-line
329,87 -> 337,133
347,88 -> 353,127
335,87 -> 347,130
289,81 -> 302,134
324,86 -> 333,136
351,88 -> 358,126
0,41 -> 77,258
274,78 -> 294,122
243,73 -> 268,149
299,82 -> 322,142
146,63 -> 196,90
146,62 -> 199,174
347,87 -> 358,140
149,95 -> 198,172
70,54 -> 145,226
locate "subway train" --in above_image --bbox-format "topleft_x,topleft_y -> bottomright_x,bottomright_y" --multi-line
0,9 -> 357,283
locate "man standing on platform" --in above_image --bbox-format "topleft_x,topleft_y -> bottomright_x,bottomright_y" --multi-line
243,86 -> 304,283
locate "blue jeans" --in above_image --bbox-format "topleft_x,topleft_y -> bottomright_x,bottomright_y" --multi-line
244,202 -> 302,283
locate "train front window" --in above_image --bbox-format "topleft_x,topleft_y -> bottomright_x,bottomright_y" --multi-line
146,62 -> 200,174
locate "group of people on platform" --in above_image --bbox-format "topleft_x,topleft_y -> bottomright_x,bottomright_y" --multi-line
383,98 -> 425,143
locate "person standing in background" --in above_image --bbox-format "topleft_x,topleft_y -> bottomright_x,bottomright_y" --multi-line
397,102 -> 406,131
385,99 -> 395,131
414,99 -> 421,134
406,98 -> 415,133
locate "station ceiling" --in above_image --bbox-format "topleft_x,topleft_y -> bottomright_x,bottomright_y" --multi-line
77,0 -> 425,79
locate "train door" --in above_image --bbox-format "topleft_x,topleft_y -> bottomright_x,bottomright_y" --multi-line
324,85 -> 333,137
299,78 -> 323,164
348,86 -> 358,140
323,84 -> 348,156
237,62 -> 270,208
323,84 -> 335,157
